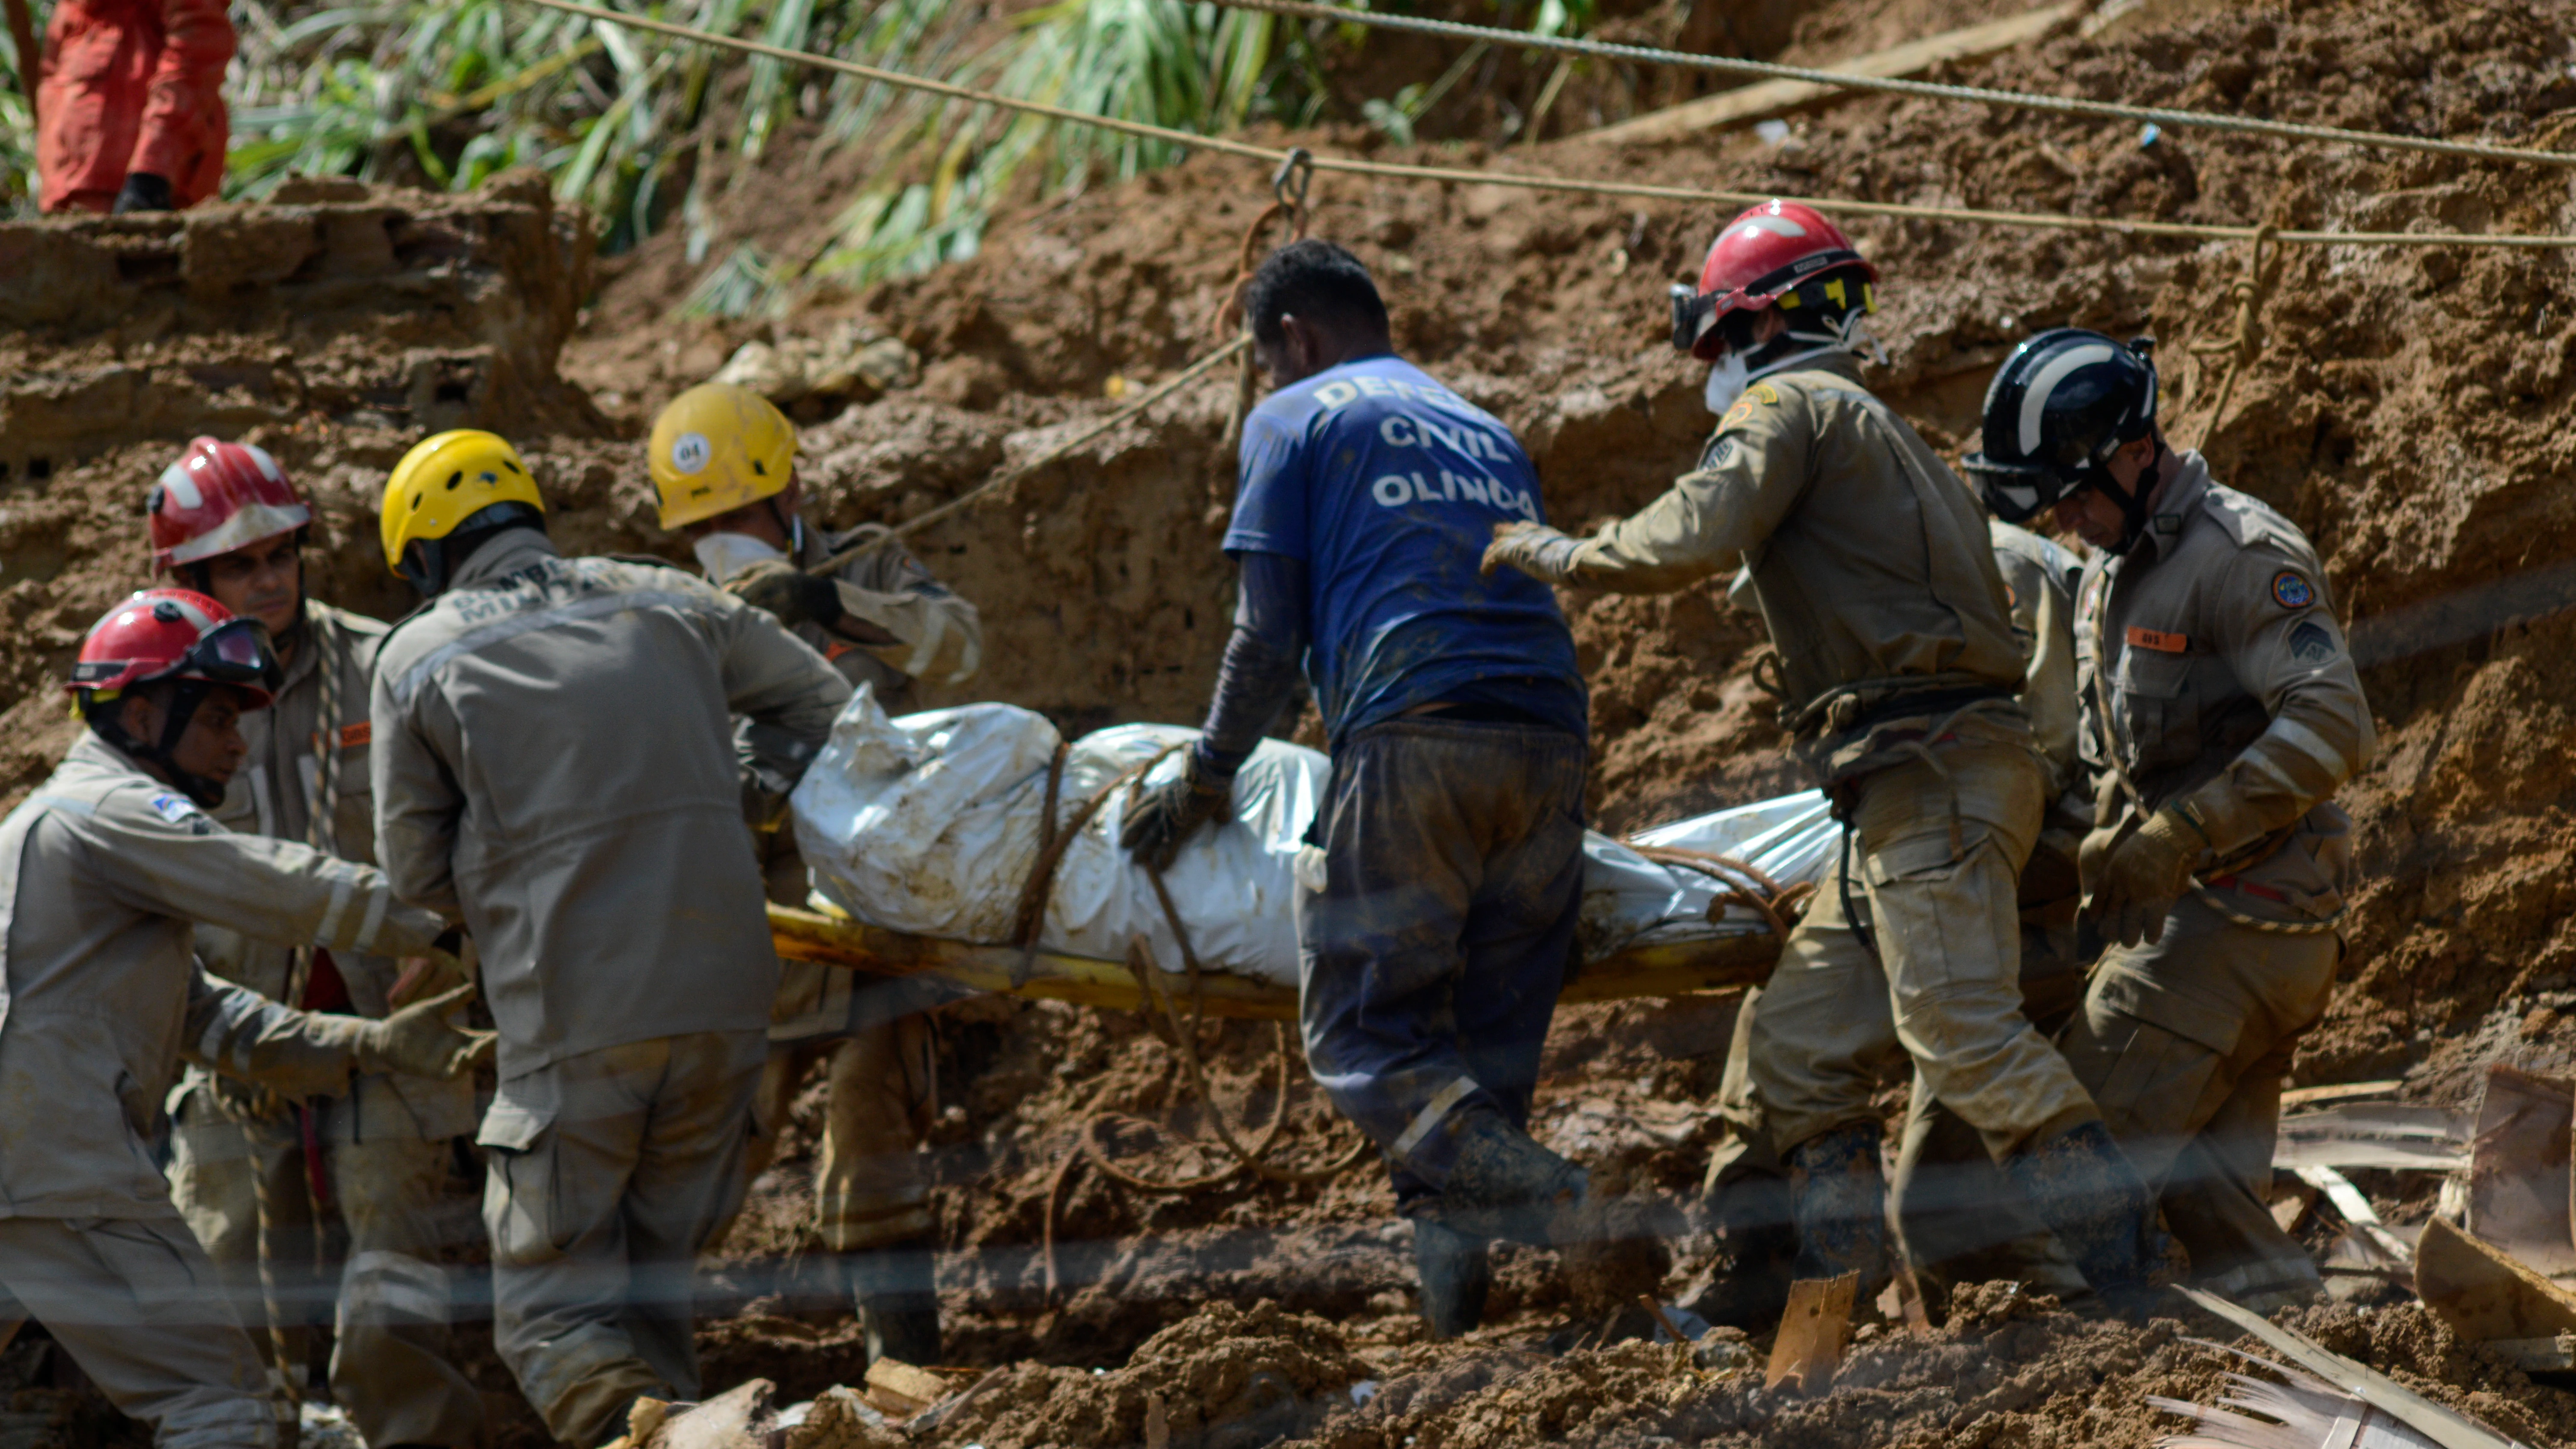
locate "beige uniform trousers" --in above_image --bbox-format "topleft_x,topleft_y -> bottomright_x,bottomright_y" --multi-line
2054,892 -> 2337,1306
1747,741 -> 2096,1162
745,1015 -> 936,1255
166,1090 -> 483,1448
0,1213 -> 275,1449
480,1031 -> 765,1448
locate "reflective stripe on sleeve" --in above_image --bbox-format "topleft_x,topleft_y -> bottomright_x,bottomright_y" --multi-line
352,881 -> 390,954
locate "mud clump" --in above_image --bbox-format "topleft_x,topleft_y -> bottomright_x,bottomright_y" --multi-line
933,1300 -> 1373,1449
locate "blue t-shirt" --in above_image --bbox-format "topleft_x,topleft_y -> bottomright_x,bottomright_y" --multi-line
1223,354 -> 1586,745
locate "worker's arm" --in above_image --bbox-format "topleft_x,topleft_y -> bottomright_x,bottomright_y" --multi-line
829,541 -> 985,686
716,589 -> 856,753
1193,552 -> 1310,778
184,966 -> 491,1091
2168,552 -> 2376,856
127,0 -> 234,183
86,784 -> 444,957
1486,384 -> 1816,591
370,668 -> 468,922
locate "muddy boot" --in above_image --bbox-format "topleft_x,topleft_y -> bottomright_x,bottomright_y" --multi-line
851,1241 -> 942,1366
1783,1123 -> 1890,1292
1412,1217 -> 1491,1338
1687,1165 -> 1798,1331
1444,1112 -> 1589,1246
2004,1120 -> 2170,1321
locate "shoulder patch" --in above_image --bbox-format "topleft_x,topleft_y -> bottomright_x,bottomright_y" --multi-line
2270,570 -> 2314,610
146,792 -> 213,833
2288,619 -> 2337,663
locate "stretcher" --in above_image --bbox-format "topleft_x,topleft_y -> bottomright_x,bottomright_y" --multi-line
767,901 -> 1783,1020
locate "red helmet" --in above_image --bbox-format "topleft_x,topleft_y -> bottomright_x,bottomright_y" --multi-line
147,438 -> 311,572
1670,201 -> 1879,361
69,589 -> 278,711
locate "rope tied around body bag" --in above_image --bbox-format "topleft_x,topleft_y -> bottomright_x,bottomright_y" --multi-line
1623,844 -> 1816,939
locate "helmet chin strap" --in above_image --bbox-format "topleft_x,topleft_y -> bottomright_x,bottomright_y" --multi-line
2090,439 -> 2168,557
94,680 -> 229,808
1745,310 -> 1887,382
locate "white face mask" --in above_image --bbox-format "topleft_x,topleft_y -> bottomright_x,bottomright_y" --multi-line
1704,352 -> 1750,416
692,529 -> 785,585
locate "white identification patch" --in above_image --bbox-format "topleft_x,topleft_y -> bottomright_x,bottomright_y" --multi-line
669,431 -> 713,475
147,792 -> 201,825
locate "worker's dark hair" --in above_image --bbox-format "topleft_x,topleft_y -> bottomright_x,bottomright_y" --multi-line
1244,239 -> 1389,349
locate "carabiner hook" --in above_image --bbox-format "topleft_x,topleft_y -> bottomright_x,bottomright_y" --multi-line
1271,147 -> 1314,220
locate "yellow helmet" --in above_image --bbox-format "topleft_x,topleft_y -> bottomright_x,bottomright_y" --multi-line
649,382 -> 797,531
379,430 -> 546,588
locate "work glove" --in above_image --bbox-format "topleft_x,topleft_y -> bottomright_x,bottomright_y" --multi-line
353,983 -> 496,1079
113,172 -> 174,214
727,560 -> 845,632
2082,807 -> 2204,948
206,1073 -> 294,1126
1119,750 -> 1234,874
1480,521 -> 1583,584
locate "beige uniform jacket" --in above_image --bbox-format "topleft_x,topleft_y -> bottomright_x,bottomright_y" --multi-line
191,601 -> 472,1137
790,521 -> 981,712
1563,354 -> 2028,742
0,735 -> 443,1218
2075,452 -> 2375,911
758,518 -> 981,1043
1990,519 -> 2084,800
370,530 -> 852,1082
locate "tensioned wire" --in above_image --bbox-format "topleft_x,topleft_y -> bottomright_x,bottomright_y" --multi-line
1199,0 -> 2576,173
515,0 -> 2576,249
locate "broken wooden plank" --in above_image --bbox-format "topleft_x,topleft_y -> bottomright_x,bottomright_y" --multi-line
1765,1273 -> 1857,1394
1582,4 -> 2078,147
2280,1079 -> 2405,1109
2418,1215 -> 2576,1345
2177,1287 -> 2528,1449
770,904 -> 1778,1020
2466,1063 -> 2576,1278
2275,1101 -> 2472,1172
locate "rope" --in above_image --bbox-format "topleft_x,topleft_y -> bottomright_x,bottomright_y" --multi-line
1197,0 -> 2576,173
1211,151 -> 1314,462
2191,221 -> 2277,444
514,0 -> 2576,252
1625,843 -> 1815,937
805,333 -> 1250,577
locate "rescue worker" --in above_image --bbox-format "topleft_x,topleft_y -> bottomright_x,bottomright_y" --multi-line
368,431 -> 854,1446
1695,514 -> 2097,1324
146,438 -> 483,1448
1962,328 -> 2373,1310
1121,239 -> 1593,1338
1484,201 -> 2165,1314
0,587 -> 488,1449
647,381 -> 982,1365
35,0 -> 233,213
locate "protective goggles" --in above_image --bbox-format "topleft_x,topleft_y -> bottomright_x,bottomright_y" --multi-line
1963,459 -> 2076,525
189,617 -> 280,686
1668,263 -> 1875,359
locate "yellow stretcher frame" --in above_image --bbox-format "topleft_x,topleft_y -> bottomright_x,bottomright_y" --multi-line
769,903 -> 1780,1020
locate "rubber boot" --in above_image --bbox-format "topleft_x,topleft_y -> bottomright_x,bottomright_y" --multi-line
2004,1119 -> 2170,1321
1412,1217 -> 1492,1339
1688,1164 -> 1799,1331
1783,1122 -> 1890,1292
1444,1112 -> 1589,1246
850,1241 -> 942,1367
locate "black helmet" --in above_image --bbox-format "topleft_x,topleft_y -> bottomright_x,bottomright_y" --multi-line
1962,328 -> 2160,537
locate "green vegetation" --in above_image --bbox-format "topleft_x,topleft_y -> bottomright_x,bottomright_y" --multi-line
0,0 -> 1582,312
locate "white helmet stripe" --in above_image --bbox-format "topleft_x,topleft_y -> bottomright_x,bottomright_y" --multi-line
160,462 -> 203,510
2018,343 -> 2117,457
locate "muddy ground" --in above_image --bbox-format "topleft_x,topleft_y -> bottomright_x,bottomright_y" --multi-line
7,0 -> 2576,1443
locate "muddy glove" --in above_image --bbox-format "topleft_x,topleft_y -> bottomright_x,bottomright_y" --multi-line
113,172 -> 174,214
354,983 -> 496,1079
1119,750 -> 1234,874
1481,521 -> 1583,584
206,1073 -> 294,1126
727,560 -> 845,632
2084,807 -> 2204,948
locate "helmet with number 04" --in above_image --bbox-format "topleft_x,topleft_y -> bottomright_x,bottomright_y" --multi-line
650,383 -> 798,531
69,589 -> 278,711
1669,200 -> 1879,362
1962,328 -> 2160,525
147,438 -> 311,572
